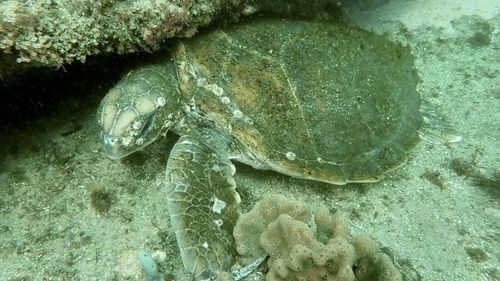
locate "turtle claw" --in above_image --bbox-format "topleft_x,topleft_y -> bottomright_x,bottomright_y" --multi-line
230,255 -> 268,281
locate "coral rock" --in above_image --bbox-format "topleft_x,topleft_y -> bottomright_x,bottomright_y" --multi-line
234,194 -> 403,281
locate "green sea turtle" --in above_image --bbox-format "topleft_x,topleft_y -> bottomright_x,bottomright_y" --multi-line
97,19 -> 426,279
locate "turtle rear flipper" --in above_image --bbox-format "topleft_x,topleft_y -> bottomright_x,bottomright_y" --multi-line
166,131 -> 240,280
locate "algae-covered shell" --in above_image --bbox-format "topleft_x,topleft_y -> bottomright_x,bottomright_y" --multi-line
176,19 -> 421,184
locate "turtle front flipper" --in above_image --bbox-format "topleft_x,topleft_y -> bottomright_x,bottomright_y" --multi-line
166,131 -> 241,280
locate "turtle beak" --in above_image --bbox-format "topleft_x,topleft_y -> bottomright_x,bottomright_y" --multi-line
101,132 -> 132,160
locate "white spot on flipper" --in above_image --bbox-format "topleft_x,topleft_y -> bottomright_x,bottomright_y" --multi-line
286,151 -> 296,161
175,184 -> 188,192
202,242 -> 209,249
212,197 -> 226,214
213,219 -> 223,227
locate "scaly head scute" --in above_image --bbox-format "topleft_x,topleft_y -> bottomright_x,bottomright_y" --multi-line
97,65 -> 182,159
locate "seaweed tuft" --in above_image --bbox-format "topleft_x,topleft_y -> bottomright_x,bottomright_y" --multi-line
90,187 -> 113,215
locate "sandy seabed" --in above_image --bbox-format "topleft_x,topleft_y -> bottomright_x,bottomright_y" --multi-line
0,1 -> 498,280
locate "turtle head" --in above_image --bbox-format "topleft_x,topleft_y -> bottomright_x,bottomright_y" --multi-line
97,66 -> 182,159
